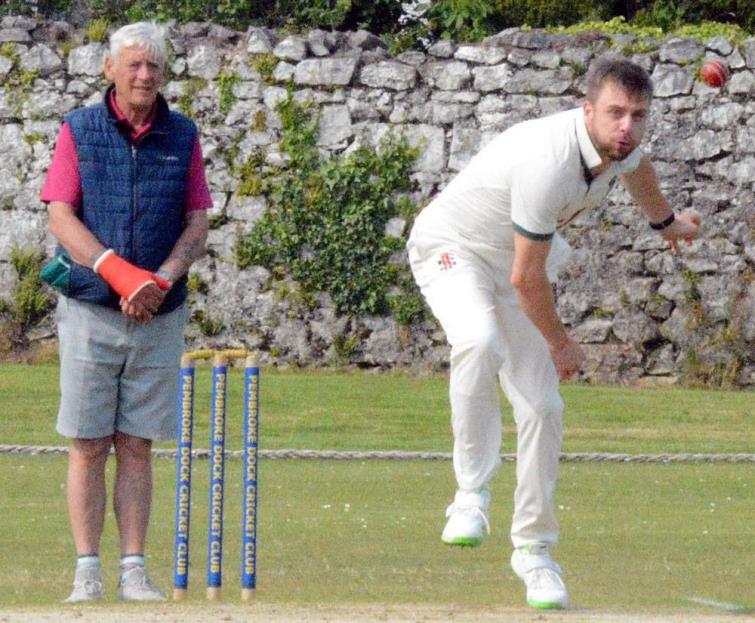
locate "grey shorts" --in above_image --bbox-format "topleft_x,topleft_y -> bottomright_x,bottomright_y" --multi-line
56,297 -> 189,441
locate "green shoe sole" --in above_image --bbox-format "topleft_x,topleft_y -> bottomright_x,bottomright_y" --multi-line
442,536 -> 484,547
527,599 -> 565,610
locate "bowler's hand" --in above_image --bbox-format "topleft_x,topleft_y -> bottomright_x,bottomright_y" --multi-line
661,209 -> 701,254
549,336 -> 586,381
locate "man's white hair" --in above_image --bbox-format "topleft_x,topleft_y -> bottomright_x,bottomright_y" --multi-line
108,21 -> 167,67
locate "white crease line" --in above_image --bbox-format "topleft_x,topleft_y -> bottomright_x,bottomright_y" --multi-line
687,596 -> 750,613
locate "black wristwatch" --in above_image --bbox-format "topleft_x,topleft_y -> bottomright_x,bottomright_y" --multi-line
649,213 -> 675,230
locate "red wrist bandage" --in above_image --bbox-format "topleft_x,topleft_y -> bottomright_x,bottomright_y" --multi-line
94,250 -> 170,301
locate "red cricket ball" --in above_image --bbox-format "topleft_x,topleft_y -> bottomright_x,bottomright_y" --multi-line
700,60 -> 730,88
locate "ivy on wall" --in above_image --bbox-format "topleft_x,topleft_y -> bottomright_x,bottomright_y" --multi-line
235,90 -> 425,323
0,42 -> 39,117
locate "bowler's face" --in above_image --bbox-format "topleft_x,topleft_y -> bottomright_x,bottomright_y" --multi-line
583,80 -> 649,162
104,46 -> 164,115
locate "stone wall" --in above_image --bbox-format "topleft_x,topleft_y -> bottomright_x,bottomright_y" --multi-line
1,15 -> 753,386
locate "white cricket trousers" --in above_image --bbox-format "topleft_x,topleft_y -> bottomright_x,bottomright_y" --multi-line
408,232 -> 565,548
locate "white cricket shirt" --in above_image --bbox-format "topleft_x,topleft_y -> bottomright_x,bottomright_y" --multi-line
415,107 -> 642,250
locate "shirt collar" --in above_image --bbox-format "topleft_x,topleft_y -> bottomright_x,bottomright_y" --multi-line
575,107 -> 603,171
108,87 -> 157,142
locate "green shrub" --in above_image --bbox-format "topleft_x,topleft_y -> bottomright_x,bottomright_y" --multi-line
9,247 -> 51,330
550,14 -> 749,45
428,0 -> 500,42
495,0 -> 612,29
332,333 -> 360,364
87,18 -> 109,42
0,43 -> 40,116
383,21 -> 434,54
425,0 -> 618,41
0,43 -> 19,64
673,21 -> 750,45
235,150 -> 267,197
217,70 -> 240,115
0,0 -> 72,17
632,1 -> 685,31
389,284 -> 426,326
551,15 -> 663,38
251,110 -> 267,132
632,0 -> 754,32
7,0 -> 754,37
187,272 -> 210,294
0,0 -> 28,15
177,77 -> 207,118
341,0 -> 404,34
293,0 -> 352,30
236,90 -> 422,319
251,53 -> 279,85
192,309 -> 225,336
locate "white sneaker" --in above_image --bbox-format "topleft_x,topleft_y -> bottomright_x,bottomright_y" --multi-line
64,567 -> 104,603
511,544 -> 568,609
117,566 -> 166,601
441,487 -> 491,547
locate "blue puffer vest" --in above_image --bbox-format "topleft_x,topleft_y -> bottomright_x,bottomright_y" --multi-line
62,86 -> 196,314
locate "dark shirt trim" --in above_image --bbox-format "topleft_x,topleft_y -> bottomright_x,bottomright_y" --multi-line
512,222 -> 554,241
579,150 -> 594,186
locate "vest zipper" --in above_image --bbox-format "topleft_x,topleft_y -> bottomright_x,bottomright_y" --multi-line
131,143 -> 137,261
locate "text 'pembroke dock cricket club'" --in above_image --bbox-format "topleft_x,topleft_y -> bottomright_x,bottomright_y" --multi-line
173,351 -> 260,601
242,369 -> 259,581
174,370 -> 194,583
180,373 -> 194,443
208,369 -> 226,580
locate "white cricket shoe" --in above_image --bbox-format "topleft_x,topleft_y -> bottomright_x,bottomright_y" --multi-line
441,487 -> 491,547
511,544 -> 568,609
64,567 -> 104,603
117,566 -> 166,601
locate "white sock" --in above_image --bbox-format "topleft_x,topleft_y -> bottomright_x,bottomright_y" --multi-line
120,554 -> 145,570
76,555 -> 100,574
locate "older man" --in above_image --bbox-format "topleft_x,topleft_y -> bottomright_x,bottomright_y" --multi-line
41,22 -> 210,602
407,55 -> 700,609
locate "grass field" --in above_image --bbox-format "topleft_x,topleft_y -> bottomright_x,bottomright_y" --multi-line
2,456 -> 753,612
1,363 -> 753,454
0,363 -> 753,615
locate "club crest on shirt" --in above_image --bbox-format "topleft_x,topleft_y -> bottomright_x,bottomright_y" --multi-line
437,251 -> 456,271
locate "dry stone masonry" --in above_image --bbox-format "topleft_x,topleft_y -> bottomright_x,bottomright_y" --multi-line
0,16 -> 753,387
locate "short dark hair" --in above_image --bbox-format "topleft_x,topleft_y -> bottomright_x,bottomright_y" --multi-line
585,54 -> 653,102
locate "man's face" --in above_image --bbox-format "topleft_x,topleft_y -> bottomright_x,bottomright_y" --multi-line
583,80 -> 649,162
104,46 -> 164,114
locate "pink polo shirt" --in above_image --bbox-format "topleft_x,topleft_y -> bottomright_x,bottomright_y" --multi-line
41,89 -> 212,212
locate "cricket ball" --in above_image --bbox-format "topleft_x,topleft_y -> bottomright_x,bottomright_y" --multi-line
700,60 -> 729,88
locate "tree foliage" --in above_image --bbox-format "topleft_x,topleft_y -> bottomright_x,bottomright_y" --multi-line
2,0 -> 752,36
